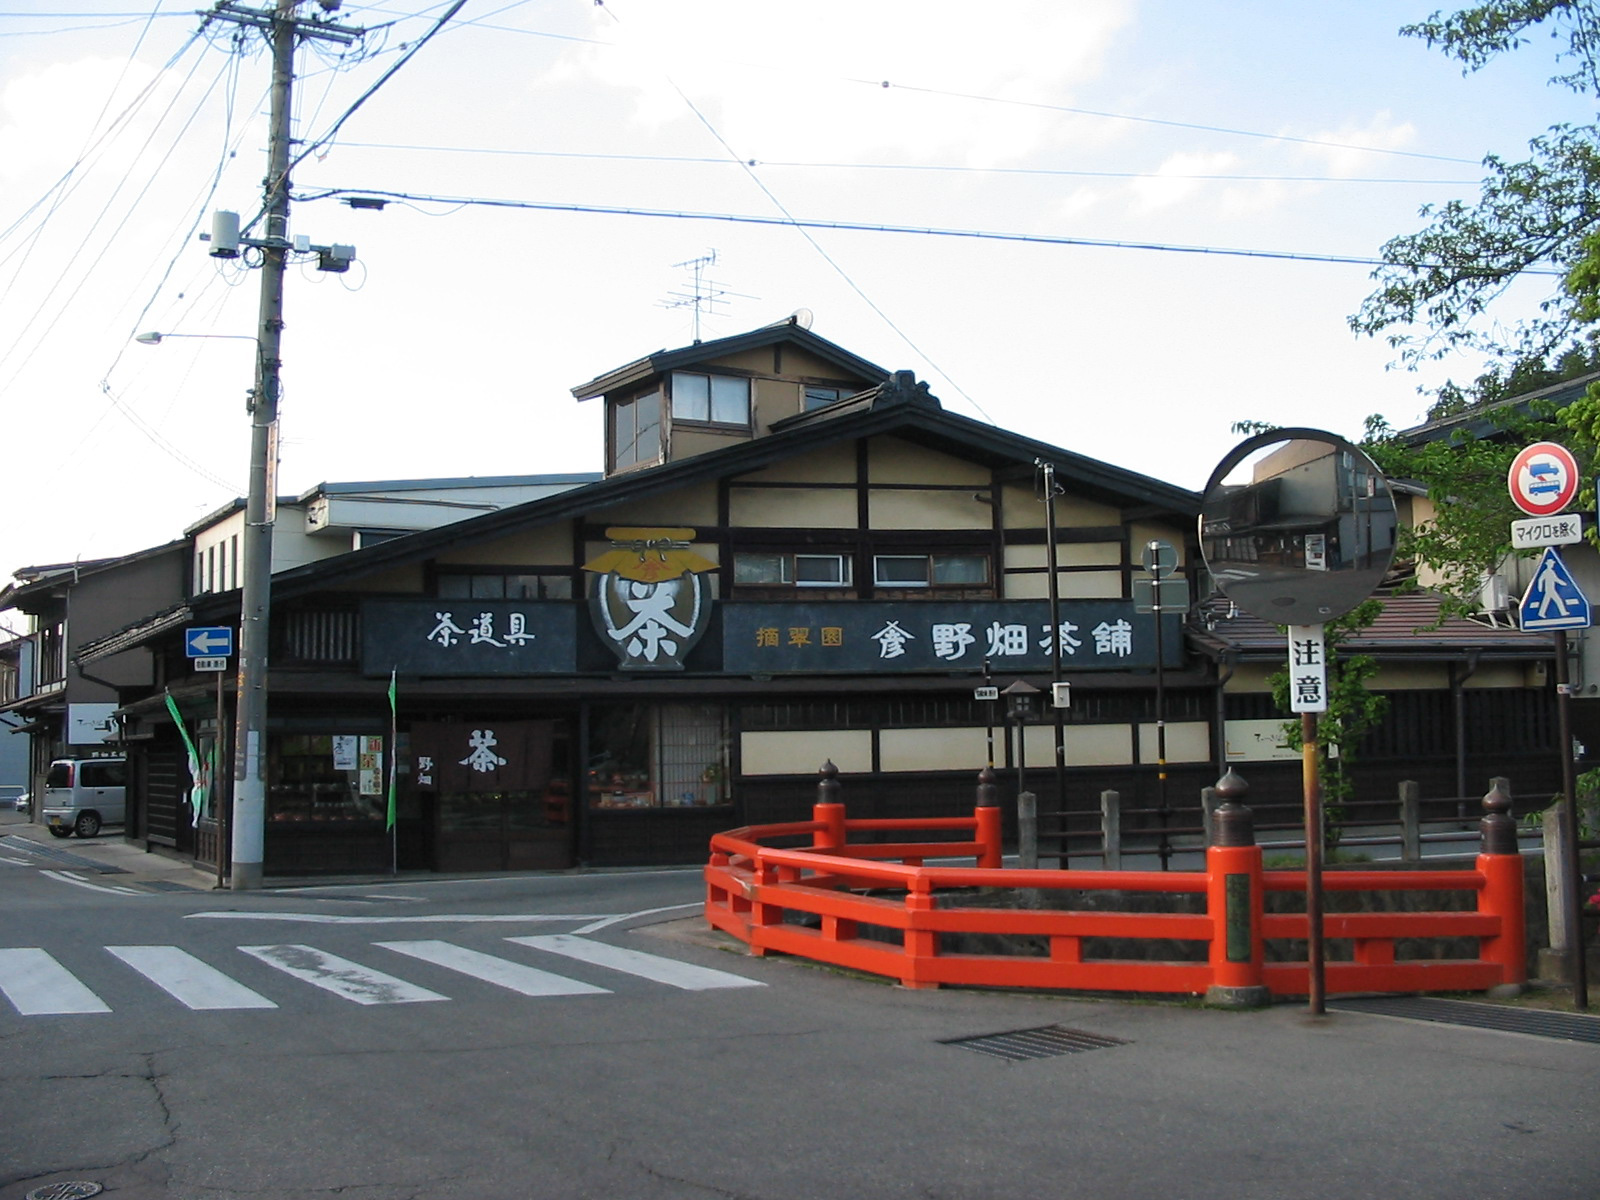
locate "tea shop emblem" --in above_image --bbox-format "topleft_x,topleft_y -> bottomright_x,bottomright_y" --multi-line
583,527 -> 715,671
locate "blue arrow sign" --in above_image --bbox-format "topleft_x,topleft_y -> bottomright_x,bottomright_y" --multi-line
185,626 -> 234,658
1519,547 -> 1591,632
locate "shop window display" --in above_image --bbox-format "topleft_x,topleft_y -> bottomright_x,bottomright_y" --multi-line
587,703 -> 729,809
268,733 -> 387,824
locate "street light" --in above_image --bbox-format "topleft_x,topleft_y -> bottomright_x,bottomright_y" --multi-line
136,327 -> 278,891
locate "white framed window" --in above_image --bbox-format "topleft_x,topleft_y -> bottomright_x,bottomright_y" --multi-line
795,554 -> 850,586
804,385 -> 843,411
733,552 -> 852,587
671,372 -> 750,425
873,553 -> 989,587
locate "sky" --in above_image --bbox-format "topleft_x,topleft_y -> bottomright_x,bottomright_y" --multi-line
0,0 -> 1591,597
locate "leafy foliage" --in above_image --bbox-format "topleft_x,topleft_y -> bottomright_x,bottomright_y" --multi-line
1352,3 -> 1600,373
1362,401 -> 1559,616
1350,126 -> 1600,369
1403,2 -> 1600,93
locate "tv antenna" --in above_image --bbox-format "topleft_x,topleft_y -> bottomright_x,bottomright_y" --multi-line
659,250 -> 755,343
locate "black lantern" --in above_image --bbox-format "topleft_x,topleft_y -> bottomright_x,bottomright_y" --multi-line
1001,679 -> 1040,725
1000,679 -> 1041,806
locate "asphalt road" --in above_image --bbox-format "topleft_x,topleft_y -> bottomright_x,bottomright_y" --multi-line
1,817 -> 1595,1200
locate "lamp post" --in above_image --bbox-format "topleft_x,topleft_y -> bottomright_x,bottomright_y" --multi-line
1002,679 -> 1040,869
1036,458 -> 1068,866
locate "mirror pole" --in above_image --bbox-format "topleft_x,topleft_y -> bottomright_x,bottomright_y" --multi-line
1303,710 -> 1326,1015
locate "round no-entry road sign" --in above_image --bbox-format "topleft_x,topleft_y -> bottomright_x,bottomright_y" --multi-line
1508,441 -> 1580,517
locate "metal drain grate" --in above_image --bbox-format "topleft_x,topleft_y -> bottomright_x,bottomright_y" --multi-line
1331,996 -> 1600,1044
943,1025 -> 1130,1061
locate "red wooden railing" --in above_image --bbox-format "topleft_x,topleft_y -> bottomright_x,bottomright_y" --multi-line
704,774 -> 1526,1001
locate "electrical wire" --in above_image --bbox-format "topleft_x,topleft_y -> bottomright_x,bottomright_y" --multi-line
299,186 -> 1569,275
326,142 -> 1480,186
99,45 -> 261,391
865,80 -> 1485,166
239,0 -> 466,238
0,47 -> 227,387
592,0 -> 992,422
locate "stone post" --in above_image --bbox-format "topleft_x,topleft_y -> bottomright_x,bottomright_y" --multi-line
1101,789 -> 1121,870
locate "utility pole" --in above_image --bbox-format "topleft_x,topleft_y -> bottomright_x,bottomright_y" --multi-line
207,0 -> 361,888
226,0 -> 296,890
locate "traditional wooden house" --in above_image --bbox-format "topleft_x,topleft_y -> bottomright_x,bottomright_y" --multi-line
88,320 -> 1207,875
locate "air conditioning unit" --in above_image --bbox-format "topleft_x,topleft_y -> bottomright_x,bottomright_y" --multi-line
1477,572 -> 1510,613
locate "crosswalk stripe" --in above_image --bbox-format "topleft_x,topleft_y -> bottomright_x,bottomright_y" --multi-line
375,940 -> 610,997
107,945 -> 278,1010
239,944 -> 447,1005
509,934 -> 766,991
0,948 -> 110,1015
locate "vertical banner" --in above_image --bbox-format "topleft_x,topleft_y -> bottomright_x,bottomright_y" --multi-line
163,692 -> 206,819
1287,624 -> 1328,714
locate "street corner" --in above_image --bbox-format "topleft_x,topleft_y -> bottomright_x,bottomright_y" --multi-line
0,825 -> 218,894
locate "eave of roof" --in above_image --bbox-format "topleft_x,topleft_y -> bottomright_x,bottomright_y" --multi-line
266,393 -> 1201,602
299,472 -> 601,499
1,540 -> 187,610
570,321 -> 890,400
75,603 -> 194,666
1188,591 -> 1550,662
1399,370 -> 1600,446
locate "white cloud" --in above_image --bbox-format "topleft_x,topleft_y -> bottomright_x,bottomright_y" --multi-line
1129,150 -> 1239,212
561,0 -> 1137,165
0,56 -> 164,186
1299,111 -> 1419,177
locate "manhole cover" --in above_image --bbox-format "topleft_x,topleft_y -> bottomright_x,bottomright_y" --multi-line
27,1183 -> 104,1200
942,1025 -> 1130,1061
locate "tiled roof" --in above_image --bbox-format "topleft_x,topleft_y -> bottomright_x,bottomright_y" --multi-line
1187,590 -> 1550,663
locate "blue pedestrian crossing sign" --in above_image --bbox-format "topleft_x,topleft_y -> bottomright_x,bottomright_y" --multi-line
1519,547 -> 1591,632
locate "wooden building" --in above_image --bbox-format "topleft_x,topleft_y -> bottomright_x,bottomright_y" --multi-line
89,320 -> 1207,875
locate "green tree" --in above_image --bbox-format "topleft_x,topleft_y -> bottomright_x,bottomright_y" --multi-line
1269,599 -> 1392,850
1361,401 -> 1556,618
1352,4 -> 1600,610
1351,3 -> 1600,373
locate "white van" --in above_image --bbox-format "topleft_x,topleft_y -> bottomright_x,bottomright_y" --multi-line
42,757 -> 127,839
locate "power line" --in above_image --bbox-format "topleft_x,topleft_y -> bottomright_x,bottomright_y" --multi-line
301,187 -> 1569,275
327,142 -> 1479,186
854,80 -> 1485,166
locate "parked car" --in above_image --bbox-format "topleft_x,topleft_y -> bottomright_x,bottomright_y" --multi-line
41,757 -> 126,838
14,791 -> 28,814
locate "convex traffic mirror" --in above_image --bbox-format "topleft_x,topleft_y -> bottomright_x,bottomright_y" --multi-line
1199,428 -> 1397,626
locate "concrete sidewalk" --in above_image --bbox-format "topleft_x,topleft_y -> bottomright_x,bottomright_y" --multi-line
0,812 -> 221,892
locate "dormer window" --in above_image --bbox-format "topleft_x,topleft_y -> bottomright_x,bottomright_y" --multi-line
671,372 -> 750,425
611,387 -> 662,471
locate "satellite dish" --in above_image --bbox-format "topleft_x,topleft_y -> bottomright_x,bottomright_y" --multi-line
790,307 -> 813,330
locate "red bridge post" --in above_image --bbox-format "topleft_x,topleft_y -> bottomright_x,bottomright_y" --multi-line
1204,769 -> 1270,1008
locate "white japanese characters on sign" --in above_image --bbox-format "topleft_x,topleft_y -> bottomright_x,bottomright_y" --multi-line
1287,624 -> 1328,714
427,610 -> 538,650
460,728 -> 508,773
1510,513 -> 1584,550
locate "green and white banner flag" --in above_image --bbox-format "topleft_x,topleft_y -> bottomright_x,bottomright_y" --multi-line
386,669 -> 398,832
164,691 -> 207,819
